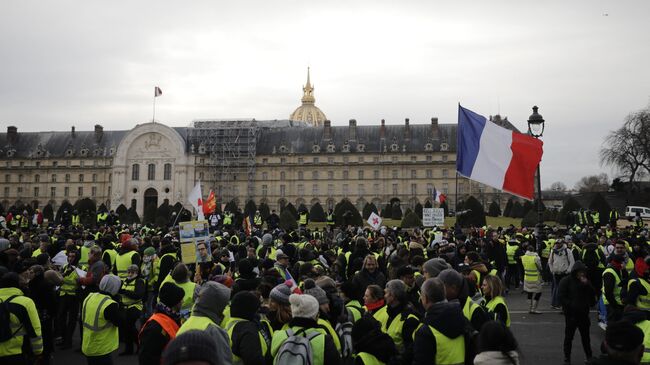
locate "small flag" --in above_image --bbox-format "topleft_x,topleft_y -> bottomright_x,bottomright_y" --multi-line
457,105 -> 543,200
367,212 -> 382,230
433,186 -> 446,204
188,181 -> 204,219
203,190 -> 216,215
154,86 -> 162,97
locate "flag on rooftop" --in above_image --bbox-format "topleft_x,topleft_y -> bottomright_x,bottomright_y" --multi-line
154,86 -> 162,97
456,105 -> 543,200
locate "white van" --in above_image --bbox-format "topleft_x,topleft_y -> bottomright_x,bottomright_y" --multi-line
625,206 -> 650,219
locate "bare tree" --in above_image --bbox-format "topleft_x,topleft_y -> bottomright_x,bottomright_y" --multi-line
575,173 -> 609,193
548,181 -> 567,192
600,108 -> 650,182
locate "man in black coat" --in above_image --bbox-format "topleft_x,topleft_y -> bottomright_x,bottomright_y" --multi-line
138,283 -> 185,365
558,261 -> 597,365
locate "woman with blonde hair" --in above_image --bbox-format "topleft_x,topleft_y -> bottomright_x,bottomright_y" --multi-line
352,254 -> 387,291
481,274 -> 510,327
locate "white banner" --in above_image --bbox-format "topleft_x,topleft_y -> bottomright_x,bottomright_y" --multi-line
423,208 -> 445,226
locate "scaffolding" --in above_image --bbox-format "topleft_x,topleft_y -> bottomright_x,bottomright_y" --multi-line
188,120 -> 260,204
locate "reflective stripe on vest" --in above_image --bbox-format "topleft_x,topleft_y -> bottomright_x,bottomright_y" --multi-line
357,352 -> 384,365
485,296 -> 511,327
429,325 -> 465,365
602,268 -> 622,306
115,251 -> 137,279
462,299 -> 479,322
139,313 -> 180,344
636,279 -> 650,310
120,279 -> 143,310
383,311 -> 418,353
177,315 -> 217,335
506,244 -> 518,264
59,265 -> 79,296
521,255 -> 539,283
81,293 -> 119,356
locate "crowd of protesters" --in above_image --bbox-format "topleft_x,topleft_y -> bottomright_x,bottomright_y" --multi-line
1,207 -> 650,365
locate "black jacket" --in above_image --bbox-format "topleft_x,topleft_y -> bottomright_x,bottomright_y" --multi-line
558,262 -> 597,314
138,312 -> 179,365
230,318 -> 267,365
413,301 -> 467,365
353,326 -> 396,365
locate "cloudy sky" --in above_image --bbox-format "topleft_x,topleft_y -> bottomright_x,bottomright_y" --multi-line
1,1 -> 649,189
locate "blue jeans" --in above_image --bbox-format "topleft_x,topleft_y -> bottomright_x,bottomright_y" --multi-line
598,296 -> 607,324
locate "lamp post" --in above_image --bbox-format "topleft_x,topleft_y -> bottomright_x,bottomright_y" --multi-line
527,106 -> 545,251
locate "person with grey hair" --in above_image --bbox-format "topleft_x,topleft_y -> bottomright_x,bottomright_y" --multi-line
78,245 -> 107,293
413,278 -> 467,365
373,279 -> 420,360
81,274 -> 123,364
438,268 -> 489,332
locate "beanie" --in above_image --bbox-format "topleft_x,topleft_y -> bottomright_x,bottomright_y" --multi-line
422,258 -> 451,278
262,233 -> 273,245
289,293 -> 319,319
230,291 -> 260,320
158,282 -> 185,308
0,238 -> 9,252
303,279 -> 329,305
99,274 -> 122,296
162,330 -> 220,365
270,282 -> 292,305
144,247 -> 156,257
237,258 -> 255,279
605,320 -> 644,352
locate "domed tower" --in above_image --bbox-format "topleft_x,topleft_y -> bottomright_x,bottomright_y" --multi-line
289,68 -> 327,127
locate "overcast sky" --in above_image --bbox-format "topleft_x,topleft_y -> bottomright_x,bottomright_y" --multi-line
2,1 -> 649,189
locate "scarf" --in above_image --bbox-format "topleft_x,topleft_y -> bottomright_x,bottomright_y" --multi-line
366,299 -> 385,312
155,302 -> 181,323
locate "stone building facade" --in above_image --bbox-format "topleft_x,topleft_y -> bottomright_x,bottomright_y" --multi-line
0,73 -> 514,218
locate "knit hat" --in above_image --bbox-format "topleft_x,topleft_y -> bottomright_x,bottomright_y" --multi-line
230,291 -> 260,320
143,247 -> 156,257
162,330 -> 220,365
270,282 -> 292,305
99,274 -> 121,295
422,258 -> 451,278
605,320 -> 644,352
303,279 -> 329,305
0,238 -> 9,252
289,293 -> 319,319
237,258 -> 255,279
158,282 -> 185,308
438,268 -> 464,289
262,233 -> 273,245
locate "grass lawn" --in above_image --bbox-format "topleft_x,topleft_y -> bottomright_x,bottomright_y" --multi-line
306,216 -> 555,230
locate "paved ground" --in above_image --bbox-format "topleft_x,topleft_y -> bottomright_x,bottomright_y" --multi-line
51,285 -> 605,365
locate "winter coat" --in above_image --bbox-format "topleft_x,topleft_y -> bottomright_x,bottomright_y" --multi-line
548,244 -> 574,275
352,268 -> 386,292
352,325 -> 397,365
473,351 -> 520,365
558,262 -> 597,314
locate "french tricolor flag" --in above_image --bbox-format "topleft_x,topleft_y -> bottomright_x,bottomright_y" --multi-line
457,105 -> 543,200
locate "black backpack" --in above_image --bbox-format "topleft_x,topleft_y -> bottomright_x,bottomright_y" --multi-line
0,295 -> 21,342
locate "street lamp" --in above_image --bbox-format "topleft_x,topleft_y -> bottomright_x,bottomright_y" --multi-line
527,106 -> 545,251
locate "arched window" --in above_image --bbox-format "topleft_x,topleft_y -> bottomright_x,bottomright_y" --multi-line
164,163 -> 172,180
132,164 -> 140,180
148,164 -> 155,180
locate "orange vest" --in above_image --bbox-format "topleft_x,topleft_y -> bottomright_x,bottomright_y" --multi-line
139,313 -> 180,344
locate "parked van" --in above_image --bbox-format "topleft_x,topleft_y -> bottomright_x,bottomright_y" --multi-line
625,206 -> 650,219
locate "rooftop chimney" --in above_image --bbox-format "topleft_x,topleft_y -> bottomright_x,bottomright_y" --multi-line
323,120 -> 331,140
71,126 -> 76,138
349,119 -> 357,141
404,118 -> 410,140
431,117 -> 439,139
7,126 -> 17,145
380,119 -> 386,139
95,124 -> 104,143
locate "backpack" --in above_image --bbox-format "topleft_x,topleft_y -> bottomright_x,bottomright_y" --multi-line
0,295 -> 20,342
275,328 -> 323,365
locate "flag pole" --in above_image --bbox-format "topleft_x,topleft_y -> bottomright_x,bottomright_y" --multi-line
152,91 -> 156,123
455,171 -> 459,212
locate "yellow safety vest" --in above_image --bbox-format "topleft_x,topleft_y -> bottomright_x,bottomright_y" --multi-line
602,268 -> 622,306
382,311 -> 418,353
357,352 -> 384,365
59,265 -> 79,296
345,300 -> 364,323
81,292 -> 119,357
371,305 -> 390,328
71,215 -> 80,226
254,215 -> 262,226
485,296 -> 510,327
31,248 -> 43,258
177,315 -> 219,335
97,212 -> 108,223
160,275 -> 196,313
120,279 -> 143,310
226,317 -> 269,364
0,287 -> 43,357
506,244 -> 518,265
326,213 -> 335,225
78,245 -> 90,270
271,327 -> 325,365
115,251 -> 137,280
631,278 -> 650,310
223,213 -> 233,225
636,320 -> 650,364
462,298 -> 480,323
521,254 -> 540,283
299,213 -> 308,225
428,325 -> 465,365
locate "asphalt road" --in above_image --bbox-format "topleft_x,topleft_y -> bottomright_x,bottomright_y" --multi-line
51,285 -> 605,365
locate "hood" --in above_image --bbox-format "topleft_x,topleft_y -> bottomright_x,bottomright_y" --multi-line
423,301 -> 465,339
192,282 -> 231,324
570,261 -> 588,276
470,262 -> 488,274
552,243 -> 568,253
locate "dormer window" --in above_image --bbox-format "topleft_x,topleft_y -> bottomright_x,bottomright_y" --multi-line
440,142 -> 449,151
279,145 -> 288,153
65,148 -> 74,157
327,143 -> 335,153
312,145 -> 321,153
424,143 -> 433,151
342,143 -> 350,153
390,143 -> 399,152
357,143 -> 365,152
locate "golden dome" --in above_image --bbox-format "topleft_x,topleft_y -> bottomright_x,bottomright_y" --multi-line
289,68 -> 327,127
